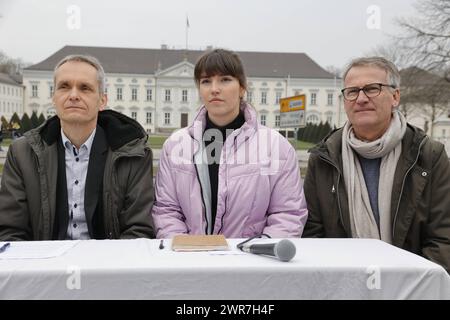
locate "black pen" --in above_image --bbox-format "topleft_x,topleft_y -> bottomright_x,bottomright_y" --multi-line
0,242 -> 10,253
159,239 -> 164,250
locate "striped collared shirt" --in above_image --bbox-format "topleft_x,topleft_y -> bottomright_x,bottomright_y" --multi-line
61,128 -> 96,240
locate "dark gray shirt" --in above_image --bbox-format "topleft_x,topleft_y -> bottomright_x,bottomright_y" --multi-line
357,155 -> 381,229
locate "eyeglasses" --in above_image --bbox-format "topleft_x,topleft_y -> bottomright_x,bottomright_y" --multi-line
341,83 -> 396,101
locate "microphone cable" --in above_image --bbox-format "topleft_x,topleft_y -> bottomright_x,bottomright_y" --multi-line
236,233 -> 271,251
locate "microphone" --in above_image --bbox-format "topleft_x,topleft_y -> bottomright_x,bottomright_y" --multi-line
241,239 -> 296,262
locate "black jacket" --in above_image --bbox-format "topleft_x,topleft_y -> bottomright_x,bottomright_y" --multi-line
0,110 -> 155,240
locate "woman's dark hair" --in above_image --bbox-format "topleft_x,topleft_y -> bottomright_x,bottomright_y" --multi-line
194,49 -> 247,90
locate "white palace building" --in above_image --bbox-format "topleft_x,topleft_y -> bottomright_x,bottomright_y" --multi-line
0,73 -> 24,121
22,45 -> 344,136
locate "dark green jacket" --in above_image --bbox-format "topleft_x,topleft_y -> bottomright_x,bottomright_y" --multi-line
303,124 -> 450,273
0,110 -> 155,240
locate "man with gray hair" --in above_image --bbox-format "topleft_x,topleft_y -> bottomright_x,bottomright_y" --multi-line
0,54 -> 155,240
303,56 -> 450,273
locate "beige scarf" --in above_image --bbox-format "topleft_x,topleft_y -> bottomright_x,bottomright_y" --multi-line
342,110 -> 407,243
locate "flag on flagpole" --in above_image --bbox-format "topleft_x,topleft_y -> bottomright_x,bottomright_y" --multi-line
186,16 -> 190,28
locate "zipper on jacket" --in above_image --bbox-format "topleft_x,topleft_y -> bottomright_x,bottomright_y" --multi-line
217,133 -> 244,234
104,191 -> 113,239
105,156 -> 117,239
217,136 -> 235,235
392,137 -> 427,240
335,175 -> 343,230
216,151 -> 227,235
319,155 -> 345,232
193,154 -> 209,234
107,191 -> 113,239
217,197 -> 226,235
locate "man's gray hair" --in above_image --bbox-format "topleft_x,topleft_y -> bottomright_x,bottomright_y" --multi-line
342,57 -> 401,88
53,54 -> 106,94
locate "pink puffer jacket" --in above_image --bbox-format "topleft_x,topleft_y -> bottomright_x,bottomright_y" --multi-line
152,103 -> 308,238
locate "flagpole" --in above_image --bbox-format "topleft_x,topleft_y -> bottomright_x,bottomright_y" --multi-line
185,15 -> 189,51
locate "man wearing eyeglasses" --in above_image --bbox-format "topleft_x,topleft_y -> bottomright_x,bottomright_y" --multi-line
303,57 -> 450,273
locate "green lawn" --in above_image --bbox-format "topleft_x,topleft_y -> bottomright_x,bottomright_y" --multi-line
0,164 -> 3,175
148,135 -> 314,150
1,138 -> 12,147
288,139 -> 315,150
148,135 -> 168,149
2,134 -> 314,150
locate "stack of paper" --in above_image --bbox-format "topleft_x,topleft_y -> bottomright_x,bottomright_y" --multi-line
172,235 -> 229,251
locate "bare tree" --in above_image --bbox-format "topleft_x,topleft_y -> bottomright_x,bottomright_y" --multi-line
400,67 -> 450,136
370,44 -> 420,117
325,66 -> 342,78
0,51 -> 29,75
396,0 -> 450,80
369,44 -> 415,71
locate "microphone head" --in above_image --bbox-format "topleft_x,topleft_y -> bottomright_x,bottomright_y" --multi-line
274,239 -> 296,262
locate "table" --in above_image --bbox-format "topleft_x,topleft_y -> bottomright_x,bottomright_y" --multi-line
0,238 -> 449,299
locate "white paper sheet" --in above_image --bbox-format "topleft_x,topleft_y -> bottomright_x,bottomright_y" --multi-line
0,240 -> 80,259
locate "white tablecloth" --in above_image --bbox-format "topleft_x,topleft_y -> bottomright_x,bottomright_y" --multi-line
0,238 -> 448,299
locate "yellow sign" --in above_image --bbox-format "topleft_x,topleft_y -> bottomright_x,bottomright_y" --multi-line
280,94 -> 306,113
11,122 -> 21,130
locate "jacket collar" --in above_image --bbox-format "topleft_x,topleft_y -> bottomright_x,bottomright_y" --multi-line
187,102 -> 259,143
309,126 -> 344,169
399,124 -> 428,166
25,109 -> 147,152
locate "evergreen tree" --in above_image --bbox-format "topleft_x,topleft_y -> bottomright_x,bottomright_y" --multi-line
297,127 -> 305,141
304,123 -> 312,143
313,122 -> 322,143
1,116 -> 8,140
1,115 -> 9,130
303,123 -> 313,142
320,122 -> 333,140
21,113 -> 33,133
318,122 -> 329,142
30,111 -> 40,128
10,112 -> 22,136
311,123 -> 321,143
10,112 -> 21,129
38,113 -> 46,125
301,124 -> 309,142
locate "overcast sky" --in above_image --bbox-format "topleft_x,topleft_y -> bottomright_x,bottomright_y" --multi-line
0,0 -> 418,69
